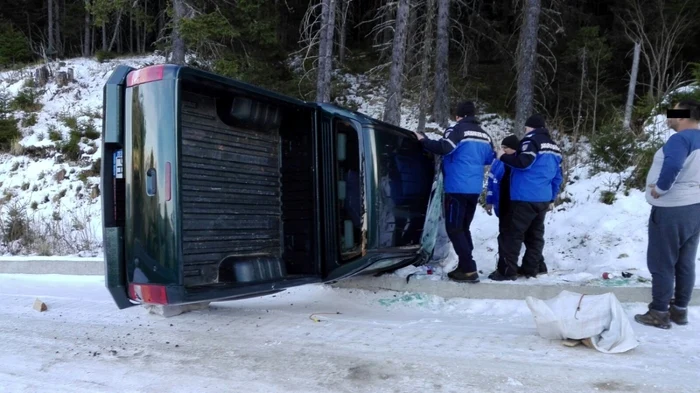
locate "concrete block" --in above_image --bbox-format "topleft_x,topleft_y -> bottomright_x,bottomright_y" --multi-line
333,275 -> 700,305
144,302 -> 211,318
0,257 -> 104,275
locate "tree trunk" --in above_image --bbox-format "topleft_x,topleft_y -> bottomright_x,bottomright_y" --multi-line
574,47 -> 586,168
48,0 -> 55,56
514,0 -> 541,137
316,0 -> 337,103
432,0 -> 450,128
338,0 -> 351,65
405,2 -> 420,72
129,10 -> 133,53
170,0 -> 187,65
592,54 -> 600,136
83,0 -> 91,57
55,0 -> 62,57
382,0 -> 411,126
316,0 -> 330,102
623,42 -> 641,131
277,1 -> 288,47
102,21 -> 107,52
417,0 -> 435,132
143,0 -> 149,53
117,24 -> 123,53
108,11 -> 123,52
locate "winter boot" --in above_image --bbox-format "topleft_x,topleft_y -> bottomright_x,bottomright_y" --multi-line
448,270 -> 480,283
488,271 -> 517,282
670,300 -> 688,325
634,308 -> 672,329
516,266 -> 537,279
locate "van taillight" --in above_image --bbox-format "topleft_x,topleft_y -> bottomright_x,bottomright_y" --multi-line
165,162 -> 172,201
126,65 -> 165,87
128,284 -> 168,304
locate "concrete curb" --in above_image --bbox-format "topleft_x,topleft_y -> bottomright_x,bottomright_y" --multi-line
332,275 -> 700,306
0,258 -> 104,275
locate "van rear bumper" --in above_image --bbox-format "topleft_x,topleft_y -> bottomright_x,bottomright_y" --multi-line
134,276 -> 323,306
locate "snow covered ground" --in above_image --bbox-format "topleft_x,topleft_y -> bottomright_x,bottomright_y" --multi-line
0,55 -> 698,286
1,274 -> 698,393
0,55 -> 164,257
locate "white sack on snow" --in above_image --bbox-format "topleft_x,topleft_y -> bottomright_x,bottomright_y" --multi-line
526,290 -> 639,354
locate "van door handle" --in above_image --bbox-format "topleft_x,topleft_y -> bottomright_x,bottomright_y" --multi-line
146,168 -> 157,196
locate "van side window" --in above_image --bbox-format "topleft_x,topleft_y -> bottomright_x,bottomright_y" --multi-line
335,119 -> 363,261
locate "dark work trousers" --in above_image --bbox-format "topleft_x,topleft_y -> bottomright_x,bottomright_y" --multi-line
497,199 -> 513,259
498,201 -> 549,277
647,204 -> 700,311
496,168 -> 512,256
444,193 -> 480,273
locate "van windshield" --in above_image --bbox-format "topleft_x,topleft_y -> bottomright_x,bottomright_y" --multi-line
335,119 -> 363,261
372,126 -> 434,248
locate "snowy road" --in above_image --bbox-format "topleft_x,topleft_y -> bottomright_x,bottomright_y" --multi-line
1,274 -> 699,393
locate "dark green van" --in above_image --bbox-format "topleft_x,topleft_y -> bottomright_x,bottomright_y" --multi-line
101,64 -> 436,309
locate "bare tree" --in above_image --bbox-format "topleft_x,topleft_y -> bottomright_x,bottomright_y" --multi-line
514,0 -> 541,136
432,0 -> 449,128
417,0 -> 436,132
316,0 -> 337,102
356,1 -> 395,73
382,0 -> 411,126
108,10 -> 125,52
621,0 -> 694,101
573,47 -> 586,167
136,9 -> 141,54
623,42 -> 641,131
337,0 -> 352,65
170,0 -> 188,65
358,2 -> 396,64
588,35 -> 611,136
142,0 -> 149,53
102,21 -> 107,52
48,0 -> 55,56
129,9 -> 133,53
55,0 -> 62,57
83,0 -> 91,57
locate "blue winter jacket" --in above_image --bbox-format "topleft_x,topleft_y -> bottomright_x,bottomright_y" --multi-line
486,159 -> 505,217
421,117 -> 494,194
500,128 -> 563,203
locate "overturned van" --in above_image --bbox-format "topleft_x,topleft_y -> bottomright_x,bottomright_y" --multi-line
101,64 -> 436,309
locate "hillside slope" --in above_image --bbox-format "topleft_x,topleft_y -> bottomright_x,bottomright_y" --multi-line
0,55 -> 161,256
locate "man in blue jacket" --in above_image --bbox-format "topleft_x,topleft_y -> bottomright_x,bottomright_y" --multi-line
485,135 -> 520,256
489,114 -> 563,281
417,101 -> 494,283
